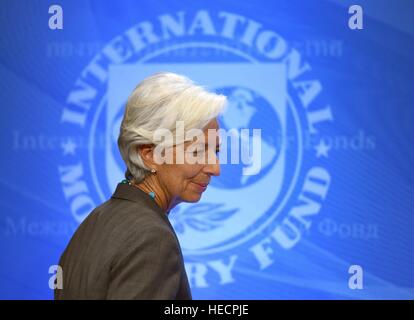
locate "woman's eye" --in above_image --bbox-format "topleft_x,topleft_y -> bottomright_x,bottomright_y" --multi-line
191,150 -> 205,156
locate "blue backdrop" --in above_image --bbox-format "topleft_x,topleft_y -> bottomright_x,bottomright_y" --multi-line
0,0 -> 413,299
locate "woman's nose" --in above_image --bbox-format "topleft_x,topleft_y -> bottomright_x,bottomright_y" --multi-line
203,154 -> 220,176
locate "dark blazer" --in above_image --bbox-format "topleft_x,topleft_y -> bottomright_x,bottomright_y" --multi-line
54,183 -> 192,300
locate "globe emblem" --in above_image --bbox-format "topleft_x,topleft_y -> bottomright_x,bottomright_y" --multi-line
59,12 -> 334,291
213,86 -> 282,189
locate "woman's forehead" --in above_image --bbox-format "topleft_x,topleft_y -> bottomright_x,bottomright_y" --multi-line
203,118 -> 219,130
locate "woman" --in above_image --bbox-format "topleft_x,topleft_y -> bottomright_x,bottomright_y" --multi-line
55,72 -> 227,299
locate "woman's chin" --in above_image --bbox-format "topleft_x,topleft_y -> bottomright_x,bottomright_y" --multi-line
182,192 -> 203,203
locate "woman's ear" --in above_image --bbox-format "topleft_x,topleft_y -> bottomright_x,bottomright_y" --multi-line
137,144 -> 156,169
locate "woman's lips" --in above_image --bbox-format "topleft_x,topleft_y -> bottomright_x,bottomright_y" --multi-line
193,182 -> 208,192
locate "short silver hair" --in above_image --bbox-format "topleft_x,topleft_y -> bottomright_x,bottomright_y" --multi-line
118,72 -> 227,183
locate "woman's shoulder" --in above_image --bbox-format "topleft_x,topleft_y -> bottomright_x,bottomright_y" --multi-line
97,194 -> 176,242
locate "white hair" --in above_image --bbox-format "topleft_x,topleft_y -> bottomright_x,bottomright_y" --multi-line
118,72 -> 227,183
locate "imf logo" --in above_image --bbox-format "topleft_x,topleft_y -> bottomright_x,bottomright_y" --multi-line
58,10 -> 333,289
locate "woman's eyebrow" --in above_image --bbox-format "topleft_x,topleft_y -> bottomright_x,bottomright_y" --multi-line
204,142 -> 221,148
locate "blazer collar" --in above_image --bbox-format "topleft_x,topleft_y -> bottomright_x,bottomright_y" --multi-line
111,183 -> 165,215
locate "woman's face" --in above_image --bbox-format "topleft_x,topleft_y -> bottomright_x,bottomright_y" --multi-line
156,118 -> 221,203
